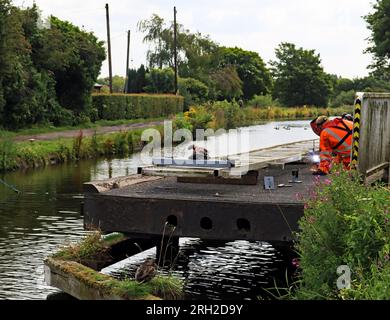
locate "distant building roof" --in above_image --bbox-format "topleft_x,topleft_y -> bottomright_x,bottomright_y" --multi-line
94,83 -> 103,88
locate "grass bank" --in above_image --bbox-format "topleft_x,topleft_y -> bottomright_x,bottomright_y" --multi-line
0,126 -> 163,172
174,101 -> 353,133
280,168 -> 389,300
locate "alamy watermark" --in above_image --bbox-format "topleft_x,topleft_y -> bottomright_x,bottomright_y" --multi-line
336,265 -> 351,290
140,120 -> 251,175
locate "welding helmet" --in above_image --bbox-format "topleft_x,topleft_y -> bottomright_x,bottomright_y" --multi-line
341,113 -> 353,121
310,116 -> 328,136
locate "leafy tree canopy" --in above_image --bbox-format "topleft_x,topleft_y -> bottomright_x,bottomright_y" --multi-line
270,42 -> 332,107
0,1 -> 105,129
365,0 -> 390,77
215,47 -> 272,100
138,13 -> 218,80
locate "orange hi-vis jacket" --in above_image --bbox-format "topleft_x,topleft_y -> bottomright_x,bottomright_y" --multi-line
319,118 -> 353,174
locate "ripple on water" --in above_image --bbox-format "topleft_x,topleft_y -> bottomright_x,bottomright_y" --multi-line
105,237 -> 289,300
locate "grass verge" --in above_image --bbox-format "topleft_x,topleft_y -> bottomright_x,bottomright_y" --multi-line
0,125 -> 163,172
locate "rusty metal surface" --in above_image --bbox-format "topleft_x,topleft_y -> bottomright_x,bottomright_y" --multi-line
102,164 -> 314,204
84,164 -> 318,241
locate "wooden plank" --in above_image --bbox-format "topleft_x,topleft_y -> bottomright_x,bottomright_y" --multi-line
364,162 -> 389,185
355,92 -> 390,183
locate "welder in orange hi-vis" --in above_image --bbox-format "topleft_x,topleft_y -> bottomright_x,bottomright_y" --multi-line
310,115 -> 353,175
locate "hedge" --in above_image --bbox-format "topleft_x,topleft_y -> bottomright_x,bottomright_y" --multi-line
92,93 -> 184,121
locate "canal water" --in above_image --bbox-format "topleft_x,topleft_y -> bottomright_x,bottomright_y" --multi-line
0,120 -> 316,300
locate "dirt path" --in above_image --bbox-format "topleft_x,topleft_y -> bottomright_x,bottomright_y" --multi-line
13,120 -> 164,142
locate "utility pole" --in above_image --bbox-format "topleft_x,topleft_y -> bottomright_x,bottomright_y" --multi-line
173,6 -> 178,94
124,30 -> 130,93
105,3 -> 113,94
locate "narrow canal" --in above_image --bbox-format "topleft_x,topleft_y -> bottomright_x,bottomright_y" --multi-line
0,120 -> 316,300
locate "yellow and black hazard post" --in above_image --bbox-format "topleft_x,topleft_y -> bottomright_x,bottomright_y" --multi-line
351,98 -> 361,168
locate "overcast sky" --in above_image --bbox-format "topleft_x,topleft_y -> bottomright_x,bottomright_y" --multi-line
14,0 -> 375,79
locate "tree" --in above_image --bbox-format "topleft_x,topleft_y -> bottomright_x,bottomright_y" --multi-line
329,75 -> 390,105
215,47 -> 272,100
332,77 -> 354,96
365,0 -> 390,78
178,77 -> 209,108
36,16 -> 105,115
125,65 -> 148,93
270,43 -> 332,106
138,14 -> 218,80
126,69 -> 138,93
209,65 -> 243,101
0,2 -> 106,128
138,14 -> 173,69
135,65 -> 147,92
0,3 -> 62,128
331,90 -> 356,107
144,68 -> 174,93
98,75 -> 125,93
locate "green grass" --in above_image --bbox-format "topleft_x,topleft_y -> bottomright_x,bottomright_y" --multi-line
292,168 -> 389,300
0,117 -> 165,138
0,125 -> 163,172
113,275 -> 184,300
146,275 -> 184,300
53,231 -> 110,262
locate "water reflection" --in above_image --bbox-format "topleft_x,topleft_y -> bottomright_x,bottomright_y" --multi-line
104,238 -> 290,300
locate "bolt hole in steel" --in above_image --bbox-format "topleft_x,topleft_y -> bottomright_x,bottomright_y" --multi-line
200,217 -> 213,230
237,218 -> 251,232
166,215 -> 178,227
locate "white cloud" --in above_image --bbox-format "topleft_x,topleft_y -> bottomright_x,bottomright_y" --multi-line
13,0 -> 375,78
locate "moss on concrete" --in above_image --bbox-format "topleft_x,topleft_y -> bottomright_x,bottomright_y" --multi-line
47,231 -> 184,300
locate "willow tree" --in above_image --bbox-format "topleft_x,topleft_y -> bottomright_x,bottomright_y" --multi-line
137,14 -> 218,80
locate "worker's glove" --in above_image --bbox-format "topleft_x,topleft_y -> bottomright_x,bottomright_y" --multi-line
312,169 -> 327,176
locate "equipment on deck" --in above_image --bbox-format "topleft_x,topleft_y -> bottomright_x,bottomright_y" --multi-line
138,139 -> 320,183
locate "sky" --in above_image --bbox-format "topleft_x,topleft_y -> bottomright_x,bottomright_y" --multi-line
14,0 -> 376,79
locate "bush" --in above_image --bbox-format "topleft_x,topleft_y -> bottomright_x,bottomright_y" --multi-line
50,106 -> 75,126
331,90 -> 355,107
210,100 -> 244,129
294,168 -> 389,299
92,93 -> 184,121
144,68 -> 175,93
174,100 -> 246,133
174,107 -> 213,135
248,94 -> 280,108
178,77 -> 209,109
